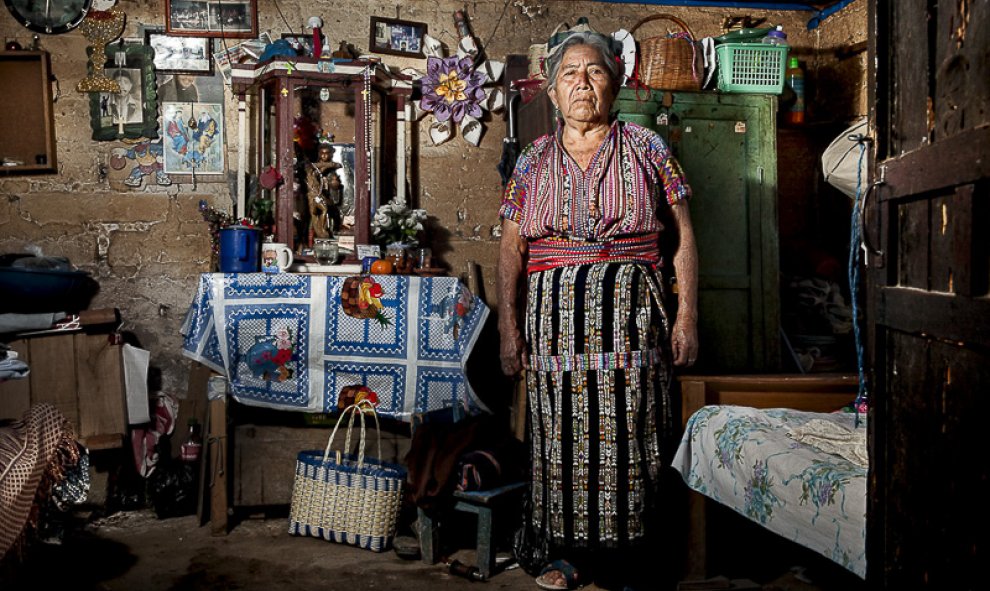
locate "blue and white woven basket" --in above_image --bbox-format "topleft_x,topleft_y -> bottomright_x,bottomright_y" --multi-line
288,402 -> 406,552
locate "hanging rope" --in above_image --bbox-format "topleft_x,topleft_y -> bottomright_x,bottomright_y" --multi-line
848,133 -> 870,427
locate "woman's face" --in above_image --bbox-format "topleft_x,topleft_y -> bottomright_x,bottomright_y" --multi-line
548,44 -> 615,126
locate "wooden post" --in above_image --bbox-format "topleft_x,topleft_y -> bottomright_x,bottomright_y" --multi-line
208,395 -> 229,535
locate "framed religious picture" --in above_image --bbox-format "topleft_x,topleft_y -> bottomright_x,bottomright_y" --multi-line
88,44 -> 159,141
161,102 -> 225,175
369,16 -> 427,58
165,0 -> 257,39
146,29 -> 213,74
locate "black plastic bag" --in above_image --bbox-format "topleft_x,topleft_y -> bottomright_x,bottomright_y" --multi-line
148,460 -> 198,519
512,488 -> 549,577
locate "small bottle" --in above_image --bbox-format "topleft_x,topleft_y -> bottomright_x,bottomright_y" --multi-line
181,418 -> 203,463
785,57 -> 806,125
762,25 -> 788,46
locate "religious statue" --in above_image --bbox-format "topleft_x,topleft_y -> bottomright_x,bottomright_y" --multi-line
305,135 -> 344,243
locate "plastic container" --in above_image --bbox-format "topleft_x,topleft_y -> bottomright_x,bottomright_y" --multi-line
218,225 -> 261,273
716,43 -> 789,94
785,56 -> 806,125
762,26 -> 788,46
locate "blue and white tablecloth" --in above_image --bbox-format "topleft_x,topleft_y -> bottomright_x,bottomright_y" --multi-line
181,273 -> 489,421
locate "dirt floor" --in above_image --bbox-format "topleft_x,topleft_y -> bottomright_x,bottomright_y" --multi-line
0,507 -> 868,591
1,509 -> 535,591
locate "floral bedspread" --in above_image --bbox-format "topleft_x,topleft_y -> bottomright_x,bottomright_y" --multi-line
672,405 -> 867,578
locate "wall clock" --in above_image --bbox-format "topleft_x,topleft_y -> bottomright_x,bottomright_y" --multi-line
3,0 -> 93,35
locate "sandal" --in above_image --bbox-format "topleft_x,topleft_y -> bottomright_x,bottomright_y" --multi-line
535,559 -> 582,590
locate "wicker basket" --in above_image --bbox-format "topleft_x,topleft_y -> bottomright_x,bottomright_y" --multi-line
288,401 -> 406,552
631,14 -> 701,91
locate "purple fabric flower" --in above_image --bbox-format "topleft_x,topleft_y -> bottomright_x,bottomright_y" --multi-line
419,56 -> 485,123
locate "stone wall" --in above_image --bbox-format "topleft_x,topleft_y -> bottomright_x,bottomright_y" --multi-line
0,1 -> 866,396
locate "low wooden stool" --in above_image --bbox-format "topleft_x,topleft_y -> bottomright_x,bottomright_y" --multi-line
418,481 -> 526,579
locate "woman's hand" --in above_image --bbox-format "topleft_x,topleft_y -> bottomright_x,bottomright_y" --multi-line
669,200 -> 699,367
497,219 -> 529,377
671,314 -> 698,367
500,329 -> 529,377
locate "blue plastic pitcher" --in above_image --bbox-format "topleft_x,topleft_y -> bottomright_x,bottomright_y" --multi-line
218,225 -> 261,273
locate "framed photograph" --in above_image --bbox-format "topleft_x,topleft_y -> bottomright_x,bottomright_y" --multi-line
166,0 -> 258,39
162,102 -> 225,175
280,33 -> 314,58
146,30 -> 213,74
369,16 -> 427,58
157,70 -> 225,104
89,44 -> 159,141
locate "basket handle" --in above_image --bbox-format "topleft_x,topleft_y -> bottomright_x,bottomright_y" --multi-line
322,400 -> 382,469
629,13 -> 697,42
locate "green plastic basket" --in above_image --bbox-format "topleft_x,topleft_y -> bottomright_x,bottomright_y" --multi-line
716,43 -> 788,94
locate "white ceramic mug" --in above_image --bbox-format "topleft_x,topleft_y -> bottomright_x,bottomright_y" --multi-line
261,242 -> 294,273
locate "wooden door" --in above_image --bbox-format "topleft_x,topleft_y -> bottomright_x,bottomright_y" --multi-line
868,1 -> 989,587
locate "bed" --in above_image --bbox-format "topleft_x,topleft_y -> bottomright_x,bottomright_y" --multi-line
672,374 -> 865,580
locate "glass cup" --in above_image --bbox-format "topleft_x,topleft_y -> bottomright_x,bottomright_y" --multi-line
313,238 -> 339,266
415,247 -> 432,270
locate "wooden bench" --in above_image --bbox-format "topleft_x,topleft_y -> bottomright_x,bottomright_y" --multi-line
418,481 -> 526,580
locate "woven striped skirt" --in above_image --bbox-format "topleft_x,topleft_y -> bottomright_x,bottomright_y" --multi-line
524,261 -> 673,552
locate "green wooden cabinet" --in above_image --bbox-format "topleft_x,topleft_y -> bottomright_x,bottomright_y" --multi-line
615,90 -> 780,372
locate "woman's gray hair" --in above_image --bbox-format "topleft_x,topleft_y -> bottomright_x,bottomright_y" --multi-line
544,32 -> 622,92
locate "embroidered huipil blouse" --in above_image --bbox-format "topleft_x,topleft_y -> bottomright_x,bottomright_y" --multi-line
499,121 -> 691,255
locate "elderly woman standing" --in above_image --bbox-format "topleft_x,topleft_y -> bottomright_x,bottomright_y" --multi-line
498,31 -> 698,590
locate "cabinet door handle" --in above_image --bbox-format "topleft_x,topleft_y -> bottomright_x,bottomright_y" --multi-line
757,166 -> 764,185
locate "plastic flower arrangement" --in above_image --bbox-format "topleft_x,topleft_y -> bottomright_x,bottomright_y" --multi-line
371,202 -> 427,247
420,56 -> 486,124
411,29 -> 504,146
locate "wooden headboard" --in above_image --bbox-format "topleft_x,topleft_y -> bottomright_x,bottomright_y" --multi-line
678,374 -> 859,427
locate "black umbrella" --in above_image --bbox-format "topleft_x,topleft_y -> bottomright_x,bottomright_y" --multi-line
497,92 -> 522,187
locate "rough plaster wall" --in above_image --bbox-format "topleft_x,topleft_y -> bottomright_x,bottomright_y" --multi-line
806,0 -> 869,122
0,0 -> 867,397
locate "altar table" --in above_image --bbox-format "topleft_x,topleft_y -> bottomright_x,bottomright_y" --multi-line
181,273 -> 489,420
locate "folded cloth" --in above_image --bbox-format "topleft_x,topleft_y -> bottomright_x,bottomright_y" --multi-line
787,417 -> 868,467
130,393 -> 178,478
0,356 -> 29,380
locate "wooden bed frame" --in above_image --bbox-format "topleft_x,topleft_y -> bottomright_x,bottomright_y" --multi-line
677,373 -> 860,580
